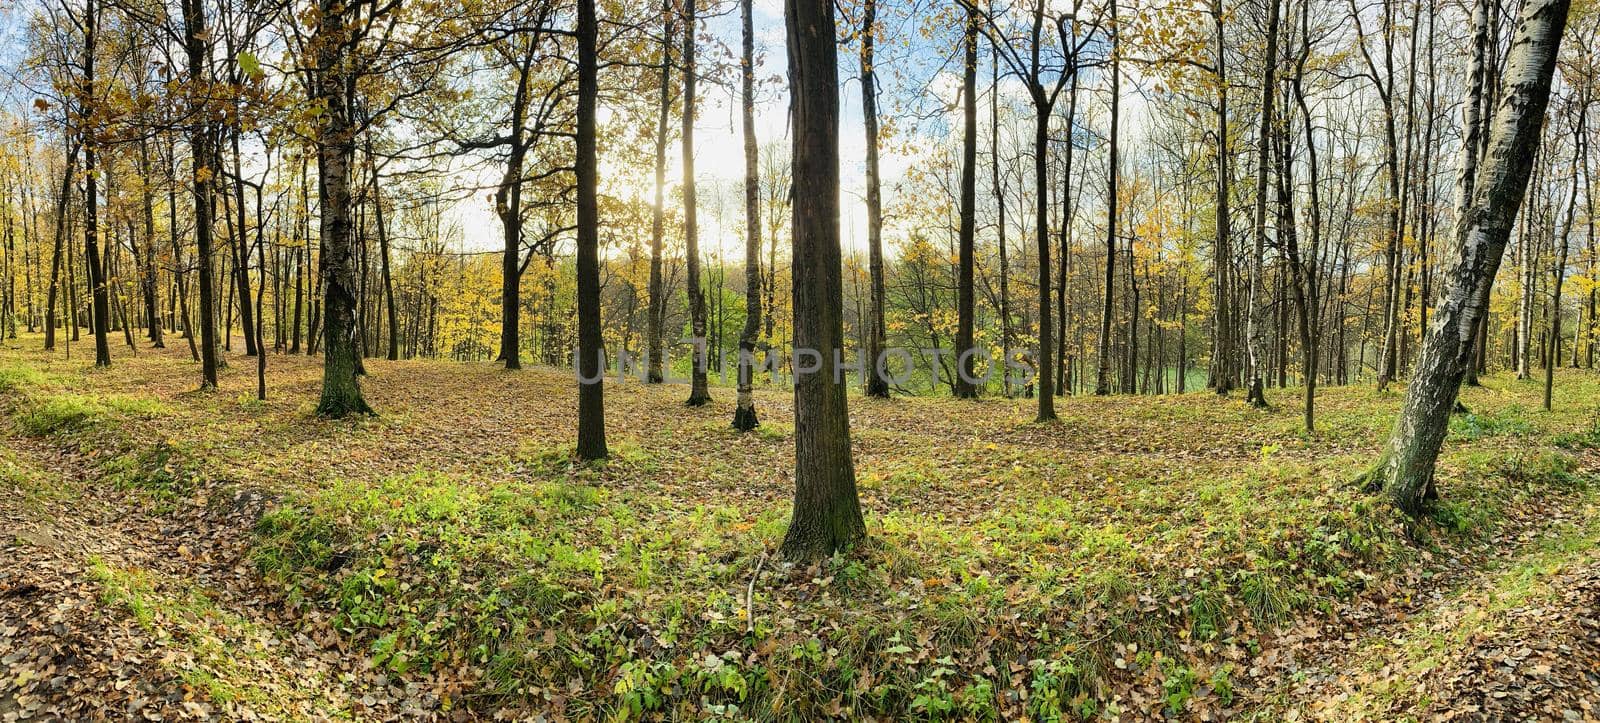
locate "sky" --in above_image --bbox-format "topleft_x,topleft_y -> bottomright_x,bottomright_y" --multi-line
447,0 -> 943,259
0,0 -> 1151,262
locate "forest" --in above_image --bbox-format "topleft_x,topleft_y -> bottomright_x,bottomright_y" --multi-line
1,0 -> 1598,718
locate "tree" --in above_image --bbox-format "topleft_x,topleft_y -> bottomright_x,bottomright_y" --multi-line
1545,97 -> 1585,411
1360,0 -> 1572,516
732,0 -> 762,431
43,140 -> 78,354
859,0 -> 890,398
1349,0 -> 1404,392
780,0 -> 865,560
1285,0 -> 1325,432
479,3 -> 561,371
1457,0 -> 1492,389
967,0 -> 1095,420
1094,0 -> 1119,396
574,0 -> 607,461
646,0 -> 674,384
77,0 -> 111,368
954,4 -> 980,399
307,0 -> 380,417
1207,0 -> 1236,396
681,0 -> 711,406
1244,0 -> 1282,408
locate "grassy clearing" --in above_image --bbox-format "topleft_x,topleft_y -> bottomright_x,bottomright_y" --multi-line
14,393 -> 168,436
3,336 -> 1597,718
0,359 -> 167,437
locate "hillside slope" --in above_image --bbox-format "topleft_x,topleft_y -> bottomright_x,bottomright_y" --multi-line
3,337 -> 1598,720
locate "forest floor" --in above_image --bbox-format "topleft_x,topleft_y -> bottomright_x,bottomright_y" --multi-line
1,334 -> 1598,721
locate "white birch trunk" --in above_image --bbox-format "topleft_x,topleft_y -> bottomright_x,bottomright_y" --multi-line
1366,0 -> 1572,515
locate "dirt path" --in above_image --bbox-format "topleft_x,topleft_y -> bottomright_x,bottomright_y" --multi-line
0,436 -> 414,722
1249,453 -> 1600,721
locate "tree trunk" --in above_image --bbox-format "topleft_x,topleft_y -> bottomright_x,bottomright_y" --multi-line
860,0 -> 890,398
993,46 -> 1011,398
1029,6 -> 1057,419
229,129 -> 257,357
1362,0 -> 1570,516
44,140 -> 77,352
1245,0 -> 1280,408
646,1 -> 673,384
1094,6 -> 1118,397
1209,0 -> 1235,395
1546,101 -> 1584,411
1290,0 -> 1323,432
732,0 -> 762,431
682,0 -> 710,406
136,139 -> 163,348
181,0 -> 219,385
81,0 -> 111,368
368,142 -> 399,362
780,0 -> 865,561
575,0 -> 608,460
313,0 -> 372,417
955,6 -> 979,399
1056,71 -> 1078,398
495,43 -> 536,370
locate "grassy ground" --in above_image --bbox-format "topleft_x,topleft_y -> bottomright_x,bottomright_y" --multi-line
2,333 -> 1597,720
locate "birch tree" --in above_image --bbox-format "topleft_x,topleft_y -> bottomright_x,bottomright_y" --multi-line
1360,0 -> 1572,515
732,0 -> 762,431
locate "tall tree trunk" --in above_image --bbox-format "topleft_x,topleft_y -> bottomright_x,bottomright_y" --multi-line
732,0 -> 762,431
682,0 -> 711,405
1358,0 -> 1402,391
1245,0 -> 1280,407
1460,0 -> 1492,387
1362,0 -> 1570,515
368,141 -> 399,362
496,43 -> 536,370
137,139 -> 163,348
181,0 -> 219,385
229,129 -> 257,356
166,139 -> 198,360
1209,0 -> 1235,394
44,141 -> 77,352
1056,71 -> 1078,398
646,0 -> 673,384
1094,3 -> 1118,397
575,0 -> 608,460
781,0 -> 865,561
313,0 -> 372,417
1029,0 -> 1057,419
1588,122 -> 1598,370
993,45 -> 1011,398
291,155 -> 307,354
1546,101 -> 1584,410
955,6 -> 979,399
81,0 -> 111,368
860,0 -> 890,398
1290,0 -> 1323,432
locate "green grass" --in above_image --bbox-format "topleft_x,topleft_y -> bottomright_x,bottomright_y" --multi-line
3,337 -> 1596,719
243,459 -> 1417,719
15,392 -> 167,437
0,363 -> 50,393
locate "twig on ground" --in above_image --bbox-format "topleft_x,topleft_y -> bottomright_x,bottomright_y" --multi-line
745,549 -> 768,635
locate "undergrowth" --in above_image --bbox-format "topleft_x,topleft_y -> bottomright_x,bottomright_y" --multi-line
3,344 -> 1595,719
